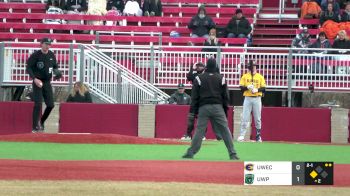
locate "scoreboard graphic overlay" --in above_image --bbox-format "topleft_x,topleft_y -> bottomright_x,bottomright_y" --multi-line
244,162 -> 333,185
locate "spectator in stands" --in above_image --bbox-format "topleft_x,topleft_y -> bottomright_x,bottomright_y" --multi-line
321,0 -> 340,15
338,0 -> 349,9
168,84 -> 191,105
44,0 -> 65,24
187,5 -> 216,38
87,0 -> 107,26
332,30 -> 350,54
310,32 -> 332,51
309,32 -> 332,73
341,2 -> 350,22
292,27 -> 312,52
66,81 -> 93,103
66,0 -> 87,13
202,28 -> 221,53
225,9 -> 252,38
300,0 -> 322,19
320,2 -> 340,25
46,0 -> 66,11
123,0 -> 143,16
143,0 -> 162,16
107,0 -> 125,12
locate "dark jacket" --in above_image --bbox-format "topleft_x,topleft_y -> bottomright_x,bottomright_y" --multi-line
67,91 -> 93,103
46,0 -> 66,10
226,16 -> 252,36
188,10 -> 216,37
341,10 -> 350,22
143,0 -> 162,16
26,50 -> 58,82
332,39 -> 350,54
106,0 -> 125,11
66,0 -> 87,12
310,38 -> 332,49
320,11 -> 339,25
202,39 -> 221,53
168,91 -> 191,105
191,72 -> 229,114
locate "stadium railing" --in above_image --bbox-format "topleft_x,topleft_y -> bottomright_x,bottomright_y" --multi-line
1,43 -> 349,93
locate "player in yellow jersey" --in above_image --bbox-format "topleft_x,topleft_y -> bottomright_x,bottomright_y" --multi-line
238,60 -> 266,142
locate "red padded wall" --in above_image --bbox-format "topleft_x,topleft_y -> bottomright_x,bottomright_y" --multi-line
59,103 -> 138,136
155,105 -> 233,139
0,102 -> 33,134
249,107 -> 331,142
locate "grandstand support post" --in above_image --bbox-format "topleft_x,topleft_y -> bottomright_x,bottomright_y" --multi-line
116,69 -> 122,103
216,47 -> 222,71
0,42 -> 5,86
150,46 -> 155,84
68,44 -> 74,91
79,44 -> 85,82
287,49 -> 293,107
95,31 -> 100,45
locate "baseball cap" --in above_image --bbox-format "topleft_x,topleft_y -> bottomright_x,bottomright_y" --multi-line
41,38 -> 52,45
178,83 -> 185,88
247,60 -> 257,68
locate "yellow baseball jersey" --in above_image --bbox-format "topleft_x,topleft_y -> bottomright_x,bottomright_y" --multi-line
239,72 -> 266,97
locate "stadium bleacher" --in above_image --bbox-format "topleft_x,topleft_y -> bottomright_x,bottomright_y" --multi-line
0,0 -> 259,46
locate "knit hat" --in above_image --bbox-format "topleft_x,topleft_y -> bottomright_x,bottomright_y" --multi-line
206,58 -> 217,72
235,9 -> 243,14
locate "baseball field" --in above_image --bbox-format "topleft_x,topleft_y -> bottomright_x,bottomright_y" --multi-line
0,133 -> 349,195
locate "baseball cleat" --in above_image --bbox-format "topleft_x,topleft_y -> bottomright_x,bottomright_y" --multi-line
237,135 -> 245,142
180,134 -> 191,140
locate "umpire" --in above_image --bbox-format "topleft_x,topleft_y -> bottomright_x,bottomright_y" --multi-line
26,38 -> 62,133
182,58 -> 239,160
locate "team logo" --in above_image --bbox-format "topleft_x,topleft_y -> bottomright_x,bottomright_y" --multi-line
245,174 -> 254,184
36,62 -> 44,69
245,163 -> 254,171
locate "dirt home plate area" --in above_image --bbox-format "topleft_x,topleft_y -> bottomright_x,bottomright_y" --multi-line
0,134 -> 349,195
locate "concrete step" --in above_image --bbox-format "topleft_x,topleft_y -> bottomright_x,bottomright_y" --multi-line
256,19 -> 299,26
258,13 -> 298,19
43,103 -> 60,134
252,38 -> 293,46
254,28 -> 296,35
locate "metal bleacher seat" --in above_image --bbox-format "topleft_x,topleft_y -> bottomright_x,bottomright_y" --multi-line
0,0 -> 259,46
0,2 -> 45,13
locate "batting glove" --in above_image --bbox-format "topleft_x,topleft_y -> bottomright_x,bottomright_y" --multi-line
251,88 -> 258,94
247,84 -> 254,90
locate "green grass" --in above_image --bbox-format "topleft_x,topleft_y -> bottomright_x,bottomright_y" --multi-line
0,141 -> 349,163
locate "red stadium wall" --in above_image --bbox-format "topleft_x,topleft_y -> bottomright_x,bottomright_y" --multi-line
250,107 -> 331,143
59,103 -> 138,136
155,105 -> 233,139
0,102 -> 33,134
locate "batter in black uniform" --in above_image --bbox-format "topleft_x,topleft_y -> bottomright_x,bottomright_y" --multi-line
182,58 -> 239,160
26,38 -> 62,133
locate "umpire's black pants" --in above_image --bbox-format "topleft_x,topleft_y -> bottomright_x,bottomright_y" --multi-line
185,104 -> 236,158
32,81 -> 54,129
